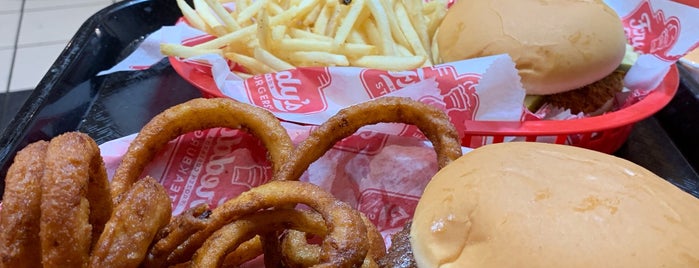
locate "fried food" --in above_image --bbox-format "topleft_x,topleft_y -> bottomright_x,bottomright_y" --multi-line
281,212 -> 386,267
146,180 -> 369,267
165,0 -> 448,72
110,97 -> 294,203
146,204 -> 212,266
276,96 -> 462,182
0,141 -> 48,268
39,132 -> 113,267
191,208 -> 326,267
89,176 -> 172,268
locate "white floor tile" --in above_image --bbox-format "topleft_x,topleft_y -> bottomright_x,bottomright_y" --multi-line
0,48 -> 13,92
9,43 -> 66,91
0,0 -> 23,13
0,12 -> 20,50
17,3 -> 111,46
24,0 -> 112,10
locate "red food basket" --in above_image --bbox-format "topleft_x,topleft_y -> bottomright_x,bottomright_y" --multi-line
170,56 -> 679,154
460,65 -> 679,153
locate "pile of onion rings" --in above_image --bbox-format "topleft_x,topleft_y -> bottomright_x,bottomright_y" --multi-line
0,96 -> 462,267
0,132 -> 171,267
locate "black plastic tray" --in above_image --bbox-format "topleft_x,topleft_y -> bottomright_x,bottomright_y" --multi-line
0,0 -> 698,198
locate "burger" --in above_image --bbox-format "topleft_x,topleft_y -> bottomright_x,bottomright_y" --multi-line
378,142 -> 699,267
433,0 -> 628,115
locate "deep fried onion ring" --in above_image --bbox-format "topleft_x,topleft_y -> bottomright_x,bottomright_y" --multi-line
275,96 -> 462,181
281,212 -> 386,267
0,141 -> 48,268
110,98 -> 294,203
145,180 -> 368,267
191,208 -> 326,267
89,176 -> 172,268
39,132 -> 112,267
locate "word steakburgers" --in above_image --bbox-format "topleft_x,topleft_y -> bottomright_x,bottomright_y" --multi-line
435,0 -> 627,114
378,142 -> 699,267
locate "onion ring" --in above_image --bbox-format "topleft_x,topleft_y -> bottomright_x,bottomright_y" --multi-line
39,132 -> 112,267
221,236 -> 265,267
191,208 -> 326,267
276,96 -> 462,181
280,212 -> 386,267
89,176 -> 172,268
146,204 -> 211,266
110,97 -> 294,203
0,141 -> 48,268
147,180 -> 368,267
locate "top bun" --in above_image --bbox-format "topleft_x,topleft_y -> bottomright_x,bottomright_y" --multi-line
436,0 -> 627,95
410,142 -> 699,267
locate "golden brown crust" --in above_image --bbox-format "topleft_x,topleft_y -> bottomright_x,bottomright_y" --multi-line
543,70 -> 625,114
0,141 -> 48,268
276,96 -> 462,182
148,180 -> 369,267
110,98 -> 295,203
89,176 -> 172,268
39,132 -> 112,267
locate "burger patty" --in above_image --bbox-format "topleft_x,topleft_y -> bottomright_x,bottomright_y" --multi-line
377,221 -> 417,268
544,70 -> 625,114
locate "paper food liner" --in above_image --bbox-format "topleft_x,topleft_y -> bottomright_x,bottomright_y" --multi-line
95,0 -> 699,256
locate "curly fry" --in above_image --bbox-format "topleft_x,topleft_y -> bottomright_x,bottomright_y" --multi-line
0,141 -> 48,268
110,98 -> 294,203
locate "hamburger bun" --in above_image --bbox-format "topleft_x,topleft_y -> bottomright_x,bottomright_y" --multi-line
435,0 -> 627,96
410,142 -> 699,267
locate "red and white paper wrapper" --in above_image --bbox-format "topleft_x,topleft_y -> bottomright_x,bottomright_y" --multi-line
95,0 -> 699,255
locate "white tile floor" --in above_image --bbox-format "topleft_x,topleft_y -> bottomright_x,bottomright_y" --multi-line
0,0 -> 123,93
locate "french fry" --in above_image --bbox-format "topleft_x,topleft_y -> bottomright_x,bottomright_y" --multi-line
161,43 -> 222,58
288,51 -> 350,66
351,55 -> 426,71
256,9 -> 272,50
194,0 -> 228,36
402,0 -> 430,52
237,0 -> 267,25
205,0 -> 241,32
312,1 -> 333,35
176,0 -> 209,33
303,2 -> 324,26
395,1 -> 432,65
333,0 -> 366,45
225,52 -> 276,74
365,0 -> 394,55
254,47 -> 295,71
289,28 -> 333,41
378,0 -> 411,50
169,0 -> 447,75
194,25 -> 256,49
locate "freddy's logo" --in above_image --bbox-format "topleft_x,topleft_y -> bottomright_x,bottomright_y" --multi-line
245,68 -> 331,114
623,0 -> 682,62
360,66 -> 481,123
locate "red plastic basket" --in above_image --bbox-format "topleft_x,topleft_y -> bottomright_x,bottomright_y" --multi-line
460,65 -> 679,153
170,56 -> 679,154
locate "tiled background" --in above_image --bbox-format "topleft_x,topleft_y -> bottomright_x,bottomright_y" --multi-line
0,0 -> 125,133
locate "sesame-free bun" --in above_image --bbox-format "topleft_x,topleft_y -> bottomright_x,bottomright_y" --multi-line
436,0 -> 627,95
410,142 -> 699,267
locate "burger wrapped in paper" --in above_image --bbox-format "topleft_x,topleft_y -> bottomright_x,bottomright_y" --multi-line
379,142 -> 699,267
435,0 -> 628,114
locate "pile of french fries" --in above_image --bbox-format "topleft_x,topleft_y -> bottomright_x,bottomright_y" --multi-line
161,0 -> 448,77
